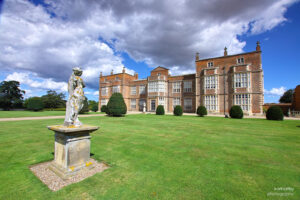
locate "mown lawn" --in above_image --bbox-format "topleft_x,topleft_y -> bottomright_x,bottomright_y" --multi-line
0,114 -> 299,199
0,110 -> 103,118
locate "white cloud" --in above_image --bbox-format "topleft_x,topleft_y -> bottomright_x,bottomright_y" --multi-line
5,72 -> 68,92
264,87 -> 286,96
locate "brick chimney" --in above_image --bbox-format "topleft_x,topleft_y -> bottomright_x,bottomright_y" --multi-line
224,47 -> 228,56
122,67 -> 125,73
134,73 -> 138,79
256,41 -> 261,51
100,72 -> 102,77
195,52 -> 199,61
111,69 -> 113,75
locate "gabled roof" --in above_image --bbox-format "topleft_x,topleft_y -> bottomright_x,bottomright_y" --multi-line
151,66 -> 169,71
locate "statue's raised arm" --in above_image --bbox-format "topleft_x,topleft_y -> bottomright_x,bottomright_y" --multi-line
64,67 -> 85,127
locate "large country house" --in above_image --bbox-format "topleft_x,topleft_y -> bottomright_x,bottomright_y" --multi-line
98,42 -> 264,115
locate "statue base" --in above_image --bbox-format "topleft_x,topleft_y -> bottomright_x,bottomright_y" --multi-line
47,125 -> 99,180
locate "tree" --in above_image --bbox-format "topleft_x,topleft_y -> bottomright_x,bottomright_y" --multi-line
266,106 -> 284,121
173,105 -> 183,116
107,93 -> 127,116
91,104 -> 98,112
0,81 -> 25,110
26,97 -> 44,111
156,105 -> 165,115
229,105 -> 243,119
197,106 -> 207,117
79,96 -> 89,114
88,100 -> 98,110
41,90 -> 66,109
279,89 -> 294,103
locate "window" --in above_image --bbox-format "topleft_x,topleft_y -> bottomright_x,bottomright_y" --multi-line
115,77 -> 120,81
207,62 -> 214,67
204,95 -> 218,111
234,94 -> 250,111
173,98 -> 180,108
158,97 -> 165,106
204,76 -> 217,89
131,86 -> 136,95
172,82 -> 181,93
183,81 -> 192,92
158,73 -> 161,76
184,98 -> 192,110
101,87 -> 108,95
112,86 -> 120,93
131,99 -> 136,109
139,85 -> 146,94
237,57 -> 244,64
100,99 -> 107,106
148,81 -> 165,93
234,73 -> 249,88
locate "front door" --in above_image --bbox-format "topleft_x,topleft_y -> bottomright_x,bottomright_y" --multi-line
151,100 -> 156,111
139,99 -> 145,111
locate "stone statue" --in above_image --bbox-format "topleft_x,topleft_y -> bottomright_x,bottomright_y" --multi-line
64,67 -> 85,127
143,102 -> 146,113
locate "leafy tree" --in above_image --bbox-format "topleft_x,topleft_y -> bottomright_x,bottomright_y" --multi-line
41,90 -> 65,109
279,89 -> 294,103
107,93 -> 127,116
88,100 -> 98,110
197,106 -> 207,117
79,96 -> 89,114
230,105 -> 243,119
101,105 -> 108,113
26,97 -> 44,111
91,104 -> 98,112
156,105 -> 165,115
0,81 -> 25,110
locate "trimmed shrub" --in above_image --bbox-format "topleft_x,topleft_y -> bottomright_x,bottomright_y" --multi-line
197,106 -> 207,117
266,106 -> 284,121
107,93 -> 127,116
91,104 -> 98,112
173,105 -> 183,116
156,105 -> 165,115
230,105 -> 243,119
101,105 -> 108,113
26,97 -> 44,111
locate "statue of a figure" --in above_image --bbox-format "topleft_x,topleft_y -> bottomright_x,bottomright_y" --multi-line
143,102 -> 146,113
64,67 -> 85,127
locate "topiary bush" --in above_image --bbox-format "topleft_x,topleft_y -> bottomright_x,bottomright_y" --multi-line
91,104 -> 98,112
230,105 -> 243,119
197,106 -> 207,117
266,106 -> 284,121
173,105 -> 183,116
156,105 -> 165,115
107,93 -> 127,116
26,97 -> 44,111
101,105 -> 108,113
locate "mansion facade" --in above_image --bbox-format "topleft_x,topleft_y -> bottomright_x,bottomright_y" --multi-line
98,42 -> 264,115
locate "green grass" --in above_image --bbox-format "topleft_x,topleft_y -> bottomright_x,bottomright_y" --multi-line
0,115 -> 299,199
0,110 -> 104,118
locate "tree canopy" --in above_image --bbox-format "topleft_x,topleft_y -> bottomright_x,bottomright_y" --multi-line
41,90 -> 66,109
0,81 -> 25,110
279,89 -> 294,103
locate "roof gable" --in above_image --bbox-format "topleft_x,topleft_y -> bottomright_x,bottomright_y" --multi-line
151,66 -> 169,71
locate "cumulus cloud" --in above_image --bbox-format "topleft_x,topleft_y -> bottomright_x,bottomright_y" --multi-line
264,87 -> 286,96
0,0 -> 298,92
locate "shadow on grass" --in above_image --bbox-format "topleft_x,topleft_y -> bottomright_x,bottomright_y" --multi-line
297,126 -> 300,128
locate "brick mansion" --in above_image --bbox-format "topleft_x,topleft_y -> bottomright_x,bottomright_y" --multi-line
98,42 -> 264,115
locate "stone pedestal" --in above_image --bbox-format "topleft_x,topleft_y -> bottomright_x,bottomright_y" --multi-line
47,125 -> 99,179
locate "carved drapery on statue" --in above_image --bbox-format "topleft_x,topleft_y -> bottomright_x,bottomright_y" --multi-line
64,67 -> 85,127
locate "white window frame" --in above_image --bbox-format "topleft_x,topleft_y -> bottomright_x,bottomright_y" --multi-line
234,73 -> 250,88
158,97 -> 165,107
100,99 -> 107,106
204,95 -> 218,111
131,99 -> 136,109
237,57 -> 244,64
172,82 -> 181,93
234,94 -> 250,111
207,62 -> 214,68
183,81 -> 192,93
148,81 -> 165,93
139,85 -> 146,94
173,98 -> 181,108
131,86 -> 136,95
112,85 -> 120,93
184,98 -> 192,111
204,76 -> 217,89
101,87 -> 108,95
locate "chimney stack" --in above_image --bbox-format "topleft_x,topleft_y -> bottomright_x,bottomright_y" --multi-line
256,41 -> 261,51
134,72 -> 138,79
122,67 -> 125,73
224,47 -> 228,56
100,72 -> 102,77
195,52 -> 199,61
111,69 -> 113,75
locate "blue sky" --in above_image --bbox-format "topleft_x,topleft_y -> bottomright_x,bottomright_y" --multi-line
0,0 -> 299,102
